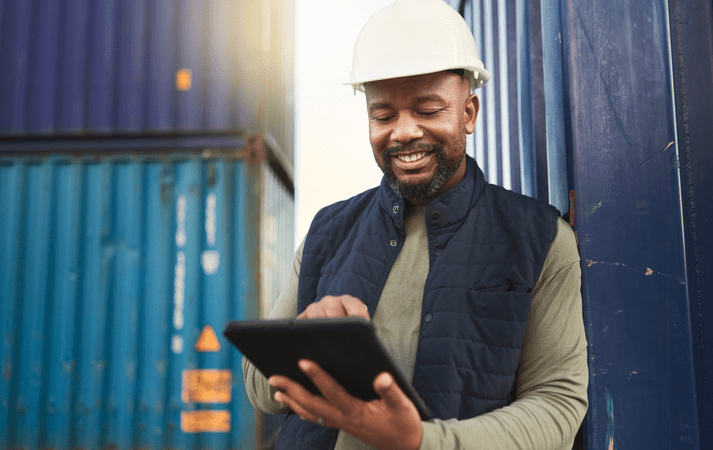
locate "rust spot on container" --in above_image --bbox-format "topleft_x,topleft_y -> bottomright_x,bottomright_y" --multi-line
206,162 -> 217,186
154,358 -> 168,376
160,166 -> 175,204
246,136 -> 266,164
61,359 -> 76,374
2,360 -> 11,380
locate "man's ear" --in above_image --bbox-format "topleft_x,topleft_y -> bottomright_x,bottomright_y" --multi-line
464,94 -> 480,135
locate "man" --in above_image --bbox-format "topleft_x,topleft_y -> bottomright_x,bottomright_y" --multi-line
243,0 -> 588,448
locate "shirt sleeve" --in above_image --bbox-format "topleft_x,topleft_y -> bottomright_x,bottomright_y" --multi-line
419,218 -> 589,450
241,239 -> 304,415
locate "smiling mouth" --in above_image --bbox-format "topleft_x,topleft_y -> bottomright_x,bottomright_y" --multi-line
396,152 -> 428,163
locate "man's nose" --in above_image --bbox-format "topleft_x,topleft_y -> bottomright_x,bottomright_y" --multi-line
391,113 -> 424,144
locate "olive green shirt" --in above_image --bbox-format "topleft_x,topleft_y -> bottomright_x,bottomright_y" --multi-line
243,206 -> 588,450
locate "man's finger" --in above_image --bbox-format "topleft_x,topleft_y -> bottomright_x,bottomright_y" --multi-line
373,372 -> 413,411
298,302 -> 326,319
299,359 -> 355,406
269,374 -> 336,425
273,390 -> 321,425
298,295 -> 369,319
322,298 -> 349,318
342,297 -> 370,319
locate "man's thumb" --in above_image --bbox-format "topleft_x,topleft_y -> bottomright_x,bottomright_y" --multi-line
374,372 -> 407,408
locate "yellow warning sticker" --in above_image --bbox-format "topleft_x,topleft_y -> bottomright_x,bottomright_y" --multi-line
181,410 -> 230,433
182,369 -> 232,403
195,325 -> 221,352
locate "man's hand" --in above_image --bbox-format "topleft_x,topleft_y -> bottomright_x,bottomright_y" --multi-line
298,295 -> 370,319
268,359 -> 423,450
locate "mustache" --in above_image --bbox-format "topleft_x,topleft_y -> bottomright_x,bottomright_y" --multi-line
383,142 -> 442,157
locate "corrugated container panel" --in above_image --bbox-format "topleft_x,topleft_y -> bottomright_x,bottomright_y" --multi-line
257,165 -> 295,444
483,0 -> 500,186
538,0 -> 569,213
264,0 -> 296,171
0,150 -> 293,449
0,0 -> 295,167
147,0 -> 177,131
260,165 -> 296,319
464,0 -> 538,198
670,0 -> 713,444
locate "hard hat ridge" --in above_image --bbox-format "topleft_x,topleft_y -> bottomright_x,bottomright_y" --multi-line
347,0 -> 490,93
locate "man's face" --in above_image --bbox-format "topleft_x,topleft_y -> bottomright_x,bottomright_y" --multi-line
364,71 -> 479,203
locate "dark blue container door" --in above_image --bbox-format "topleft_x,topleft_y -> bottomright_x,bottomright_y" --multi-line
559,0 -> 700,447
461,0 -> 710,447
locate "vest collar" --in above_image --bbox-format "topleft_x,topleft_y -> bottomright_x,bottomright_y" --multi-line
378,155 -> 486,230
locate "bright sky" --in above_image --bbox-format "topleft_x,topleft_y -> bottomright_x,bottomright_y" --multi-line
294,0 -> 394,246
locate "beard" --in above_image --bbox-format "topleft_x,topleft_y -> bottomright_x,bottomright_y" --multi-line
379,142 -> 465,200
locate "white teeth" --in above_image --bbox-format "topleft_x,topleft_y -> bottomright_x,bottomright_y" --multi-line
397,152 -> 427,163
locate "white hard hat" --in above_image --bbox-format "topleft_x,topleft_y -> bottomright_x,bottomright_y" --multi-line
347,0 -> 490,93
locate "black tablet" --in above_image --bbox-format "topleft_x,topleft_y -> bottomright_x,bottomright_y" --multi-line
224,317 -> 431,420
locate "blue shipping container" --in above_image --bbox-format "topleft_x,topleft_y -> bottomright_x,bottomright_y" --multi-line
0,0 -> 295,165
0,149 -> 294,449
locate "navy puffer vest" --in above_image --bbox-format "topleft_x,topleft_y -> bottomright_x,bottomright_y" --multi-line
275,156 -> 559,450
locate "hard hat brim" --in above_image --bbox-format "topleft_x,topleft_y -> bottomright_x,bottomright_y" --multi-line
345,66 -> 490,94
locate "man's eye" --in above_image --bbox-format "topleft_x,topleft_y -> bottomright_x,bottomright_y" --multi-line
372,115 -> 394,122
419,110 -> 441,116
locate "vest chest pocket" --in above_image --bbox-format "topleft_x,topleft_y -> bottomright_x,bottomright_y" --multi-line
476,279 -> 532,294
461,287 -> 534,350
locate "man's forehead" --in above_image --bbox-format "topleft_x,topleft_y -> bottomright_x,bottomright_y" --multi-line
365,71 -> 467,104
366,73 -> 443,92
367,94 -> 447,113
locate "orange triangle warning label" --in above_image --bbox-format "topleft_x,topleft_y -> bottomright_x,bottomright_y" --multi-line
195,325 -> 221,352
